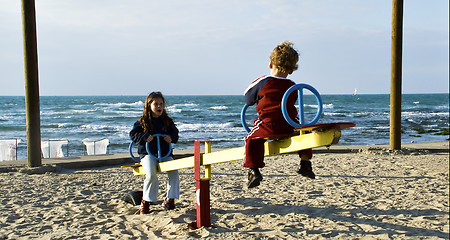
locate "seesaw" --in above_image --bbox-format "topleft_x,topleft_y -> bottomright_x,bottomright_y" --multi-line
122,84 -> 355,229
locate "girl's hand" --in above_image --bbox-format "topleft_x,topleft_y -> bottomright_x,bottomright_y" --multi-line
147,135 -> 154,142
163,135 -> 172,143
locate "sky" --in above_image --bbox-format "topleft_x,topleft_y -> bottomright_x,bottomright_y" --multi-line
0,0 -> 448,96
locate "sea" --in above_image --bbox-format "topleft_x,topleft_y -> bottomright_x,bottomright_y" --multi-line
1,94 -> 449,160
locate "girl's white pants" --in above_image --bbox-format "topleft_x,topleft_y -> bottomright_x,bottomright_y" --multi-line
140,155 -> 180,202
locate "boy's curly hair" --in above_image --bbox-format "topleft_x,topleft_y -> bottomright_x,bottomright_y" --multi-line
269,41 -> 299,74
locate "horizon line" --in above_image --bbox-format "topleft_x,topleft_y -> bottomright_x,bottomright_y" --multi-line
1,92 -> 449,97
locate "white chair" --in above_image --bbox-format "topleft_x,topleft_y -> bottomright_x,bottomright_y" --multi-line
41,139 -> 69,158
82,138 -> 109,155
0,139 -> 21,161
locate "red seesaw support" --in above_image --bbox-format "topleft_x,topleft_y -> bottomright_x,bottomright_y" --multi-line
191,140 -> 212,229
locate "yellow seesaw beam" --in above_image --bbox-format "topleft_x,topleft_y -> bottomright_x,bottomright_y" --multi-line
122,127 -> 341,175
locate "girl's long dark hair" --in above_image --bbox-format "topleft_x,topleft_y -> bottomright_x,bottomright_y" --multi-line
139,92 -> 174,133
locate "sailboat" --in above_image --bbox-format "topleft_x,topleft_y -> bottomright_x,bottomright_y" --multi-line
353,88 -> 357,96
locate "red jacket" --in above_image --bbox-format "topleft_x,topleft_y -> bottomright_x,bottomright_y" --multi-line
244,75 -> 298,123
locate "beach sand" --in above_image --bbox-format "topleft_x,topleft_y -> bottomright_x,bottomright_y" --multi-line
1,142 -> 448,239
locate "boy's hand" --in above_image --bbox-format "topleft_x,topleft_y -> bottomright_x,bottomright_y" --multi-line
163,135 -> 172,143
146,135 -> 153,142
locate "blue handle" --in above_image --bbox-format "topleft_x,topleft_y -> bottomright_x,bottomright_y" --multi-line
281,83 -> 323,127
129,142 -> 140,162
241,83 -> 323,132
240,104 -> 251,133
146,134 -> 172,162
129,134 -> 173,162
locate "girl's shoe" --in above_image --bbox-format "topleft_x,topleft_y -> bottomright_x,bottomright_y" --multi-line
162,198 -> 175,210
139,200 -> 150,214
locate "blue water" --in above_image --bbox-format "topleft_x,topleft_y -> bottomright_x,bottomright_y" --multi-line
0,94 -> 448,160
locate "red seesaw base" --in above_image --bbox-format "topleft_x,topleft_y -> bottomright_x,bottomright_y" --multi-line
188,140 -> 211,229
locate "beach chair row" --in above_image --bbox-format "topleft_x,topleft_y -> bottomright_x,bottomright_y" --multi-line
0,138 -> 110,161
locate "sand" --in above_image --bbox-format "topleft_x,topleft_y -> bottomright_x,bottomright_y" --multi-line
0,142 -> 448,239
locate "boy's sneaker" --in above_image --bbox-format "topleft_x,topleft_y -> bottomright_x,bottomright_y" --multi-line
162,198 -> 175,210
297,160 -> 315,179
247,168 -> 263,188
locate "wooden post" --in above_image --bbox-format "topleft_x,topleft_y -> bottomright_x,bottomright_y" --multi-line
390,0 -> 403,150
21,0 -> 42,167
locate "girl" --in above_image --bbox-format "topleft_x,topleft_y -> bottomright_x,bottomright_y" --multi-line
129,92 -> 180,214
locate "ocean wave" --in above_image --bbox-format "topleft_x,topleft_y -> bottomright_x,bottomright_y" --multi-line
353,111 -> 389,117
368,126 -> 390,130
209,106 -> 228,110
202,137 -> 244,142
103,110 -> 142,115
402,111 -> 449,118
96,101 -> 144,108
435,105 -> 450,110
57,123 -> 72,128
80,124 -> 126,132
172,103 -> 199,108
167,104 -> 201,112
299,103 -> 334,109
177,122 -> 235,131
323,112 -> 347,117
71,109 -> 96,114
0,116 -> 13,122
166,106 -> 182,113
0,125 -> 26,131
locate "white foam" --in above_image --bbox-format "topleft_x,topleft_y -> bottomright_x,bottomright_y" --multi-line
81,124 -> 119,131
72,109 -> 95,113
210,106 -> 228,110
166,106 -> 182,113
57,123 -> 71,128
172,103 -> 199,108
298,103 -> 334,109
402,111 -> 449,118
177,122 -> 235,131
96,101 -> 144,108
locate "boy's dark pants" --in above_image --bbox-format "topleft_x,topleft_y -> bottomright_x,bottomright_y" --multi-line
243,119 -> 312,169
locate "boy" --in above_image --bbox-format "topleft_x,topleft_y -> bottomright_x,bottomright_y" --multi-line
243,41 -> 315,189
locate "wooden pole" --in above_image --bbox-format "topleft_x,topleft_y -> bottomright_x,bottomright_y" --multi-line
390,0 -> 403,150
21,0 -> 42,167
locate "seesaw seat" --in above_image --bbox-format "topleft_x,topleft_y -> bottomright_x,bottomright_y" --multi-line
295,122 -> 355,132
253,122 -> 356,140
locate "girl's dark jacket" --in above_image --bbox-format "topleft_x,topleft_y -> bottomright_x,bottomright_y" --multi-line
129,117 -> 179,159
